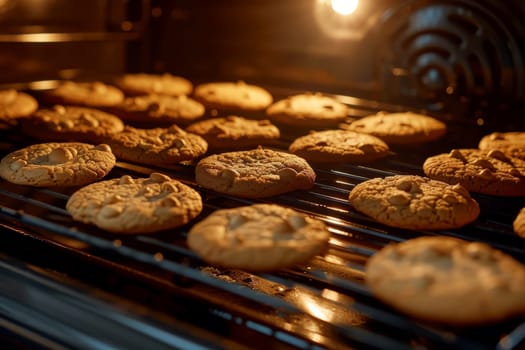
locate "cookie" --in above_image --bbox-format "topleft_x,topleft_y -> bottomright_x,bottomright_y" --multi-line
19,105 -> 124,143
66,172 -> 202,233
513,207 -> 525,239
195,147 -> 316,198
266,93 -> 349,128
288,129 -> 390,164
0,142 -> 115,187
107,94 -> 205,126
185,116 -> 280,152
478,132 -> 525,160
114,73 -> 193,96
342,112 -> 447,144
0,89 -> 38,122
348,175 -> 479,230
193,81 -> 273,112
423,149 -> 525,196
187,203 -> 330,271
43,81 -> 124,107
365,236 -> 525,325
103,125 -> 208,166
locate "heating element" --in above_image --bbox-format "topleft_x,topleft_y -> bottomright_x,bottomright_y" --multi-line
1,88 -> 525,350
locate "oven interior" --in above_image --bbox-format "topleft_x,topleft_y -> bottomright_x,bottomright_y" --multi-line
1,1 -> 525,349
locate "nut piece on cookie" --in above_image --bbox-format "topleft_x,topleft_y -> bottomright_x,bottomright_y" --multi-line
66,172 -> 203,233
348,175 -> 480,230
187,204 -> 330,271
195,147 -> 316,198
423,148 -> 525,197
0,142 -> 116,187
365,236 -> 525,325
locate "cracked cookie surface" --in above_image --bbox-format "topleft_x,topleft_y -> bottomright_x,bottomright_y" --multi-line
423,148 -> 525,196
289,129 -> 389,163
0,142 -> 115,187
66,172 -> 202,233
365,236 -> 525,325
348,175 -> 479,230
195,147 -> 316,198
188,203 -> 329,271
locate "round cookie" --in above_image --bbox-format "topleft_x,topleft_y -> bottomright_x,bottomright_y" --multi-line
288,129 -> 390,164
0,89 -> 38,122
114,73 -> 193,96
348,175 -> 480,230
513,207 -> 525,239
0,142 -> 115,187
19,105 -> 124,143
107,94 -> 205,126
43,81 -> 124,107
66,173 -> 203,233
342,112 -> 447,144
365,236 -> 525,325
103,125 -> 208,166
423,148 -> 525,197
195,147 -> 316,198
266,93 -> 349,128
185,116 -> 280,152
478,132 -> 525,160
193,81 -> 273,112
187,203 -> 330,271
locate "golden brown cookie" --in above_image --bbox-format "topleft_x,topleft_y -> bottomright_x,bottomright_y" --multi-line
66,173 -> 203,233
193,81 -> 273,112
342,112 -> 447,144
288,129 -> 390,164
114,73 -> 193,96
43,81 -> 124,107
107,94 -> 205,126
103,125 -> 208,166
187,203 -> 329,271
423,149 -> 525,196
348,175 -> 479,230
185,116 -> 280,152
0,89 -> 38,122
0,142 -> 115,187
195,147 -> 316,198
513,207 -> 525,239
266,93 -> 349,128
19,105 -> 124,143
365,236 -> 525,325
478,132 -> 525,160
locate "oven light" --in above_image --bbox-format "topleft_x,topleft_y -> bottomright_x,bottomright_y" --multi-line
330,0 -> 359,16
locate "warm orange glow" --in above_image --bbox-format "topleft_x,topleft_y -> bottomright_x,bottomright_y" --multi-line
330,0 -> 359,16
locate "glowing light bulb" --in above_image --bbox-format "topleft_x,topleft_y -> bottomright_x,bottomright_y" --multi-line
330,0 -> 359,16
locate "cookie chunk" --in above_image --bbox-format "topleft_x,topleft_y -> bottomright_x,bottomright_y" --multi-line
20,105 -> 124,143
342,112 -> 447,144
114,73 -> 193,96
186,116 -> 280,152
266,93 -> 349,128
187,204 -> 329,271
43,81 -> 124,107
0,89 -> 38,122
104,125 -> 208,166
193,81 -> 273,112
365,236 -> 525,325
478,132 -> 525,160
195,147 -> 316,198
423,148 -> 525,196
66,173 -> 202,233
289,129 -> 390,164
513,208 -> 525,239
0,142 -> 115,187
348,175 -> 479,230
108,94 -> 205,126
